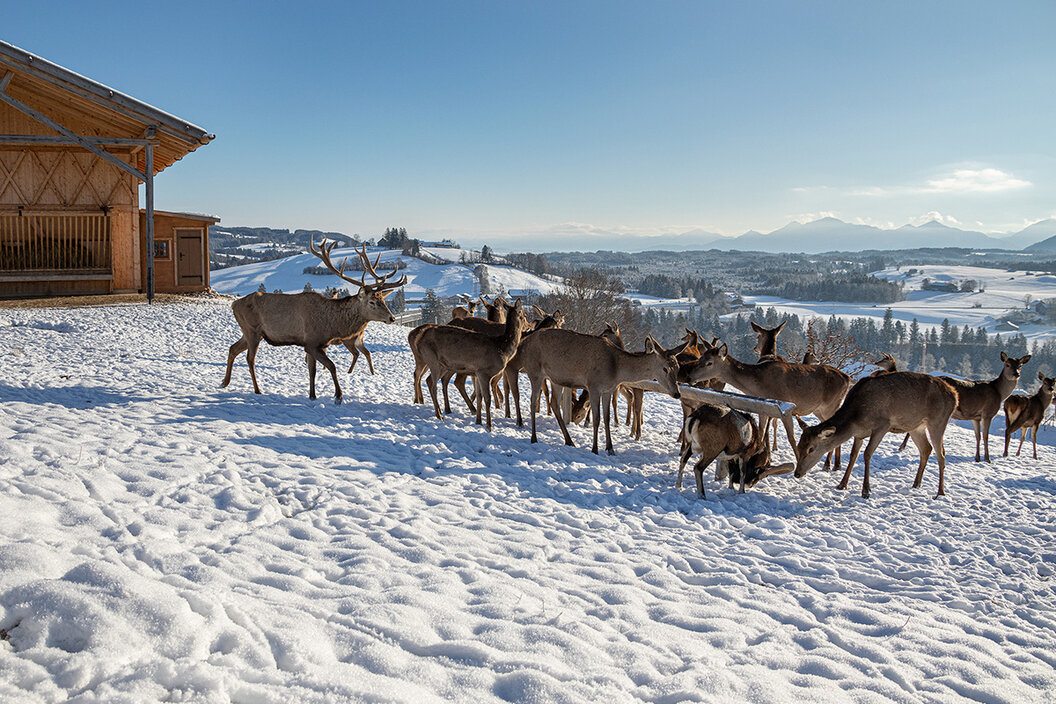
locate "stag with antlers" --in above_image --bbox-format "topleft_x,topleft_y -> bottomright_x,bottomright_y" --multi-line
221,240 -> 407,403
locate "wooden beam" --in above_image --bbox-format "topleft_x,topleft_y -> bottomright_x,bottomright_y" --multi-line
0,134 -> 157,147
625,380 -> 797,419
0,89 -> 146,181
0,71 -> 11,92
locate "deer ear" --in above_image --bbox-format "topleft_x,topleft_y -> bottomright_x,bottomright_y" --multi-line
795,416 -> 809,431
751,321 -> 763,333
718,343 -> 728,357
819,427 -> 836,440
1001,351 -> 1008,362
775,320 -> 786,333
645,336 -> 656,353
1021,354 -> 1031,364
1040,371 -> 1046,381
380,289 -> 394,299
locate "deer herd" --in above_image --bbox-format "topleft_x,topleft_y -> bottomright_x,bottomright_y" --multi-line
222,240 -> 1053,501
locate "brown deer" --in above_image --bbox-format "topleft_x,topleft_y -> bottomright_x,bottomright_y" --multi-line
416,300 -> 527,430
451,296 -> 478,320
898,352 -> 1031,462
751,320 -> 786,361
479,295 -> 508,323
678,404 -> 793,498
871,353 -> 898,374
683,343 -> 852,464
1003,372 -> 1055,459
222,240 -> 406,403
794,372 -> 958,498
518,328 -> 681,454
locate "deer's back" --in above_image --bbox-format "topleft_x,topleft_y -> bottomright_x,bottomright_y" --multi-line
940,376 -> 1006,419
519,329 -> 621,387
839,372 -> 957,433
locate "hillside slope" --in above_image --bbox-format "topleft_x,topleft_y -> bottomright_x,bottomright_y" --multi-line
0,301 -> 1054,702
211,247 -> 562,299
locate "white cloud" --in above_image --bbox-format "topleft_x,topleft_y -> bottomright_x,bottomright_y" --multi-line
921,168 -> 1030,194
910,211 -> 961,226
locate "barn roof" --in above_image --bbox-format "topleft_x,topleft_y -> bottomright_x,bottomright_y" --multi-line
0,40 -> 214,174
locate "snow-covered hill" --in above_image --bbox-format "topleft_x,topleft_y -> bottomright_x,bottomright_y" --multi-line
211,247 -> 562,300
1,301 -> 1054,702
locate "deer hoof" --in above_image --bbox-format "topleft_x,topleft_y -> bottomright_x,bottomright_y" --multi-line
334,397 -> 342,405
606,448 -> 616,457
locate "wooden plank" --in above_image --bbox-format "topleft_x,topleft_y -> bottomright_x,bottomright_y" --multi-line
624,380 -> 797,418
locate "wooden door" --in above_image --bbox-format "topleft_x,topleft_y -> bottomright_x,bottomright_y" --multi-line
176,228 -> 204,286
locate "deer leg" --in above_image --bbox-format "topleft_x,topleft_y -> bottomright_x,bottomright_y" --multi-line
245,337 -> 263,395
781,414 -> 798,461
1032,424 -> 1039,460
479,373 -> 493,430
927,418 -> 950,498
360,342 -> 375,375
306,352 -> 317,399
909,429 -> 933,489
551,385 -> 575,447
972,419 -> 982,462
454,372 -> 476,414
602,391 -> 615,456
771,418 -> 780,451
588,389 -> 603,455
413,359 -> 426,404
837,437 -> 863,490
342,339 -> 359,374
694,452 -> 720,499
677,437 -> 695,489
222,336 -> 248,388
632,388 -> 644,441
309,346 -> 342,403
508,370 -> 524,427
491,377 -> 503,410
425,369 -> 443,420
981,415 -> 993,463
1004,418 -> 1013,457
440,371 -> 455,415
860,433 -> 886,499
529,376 -> 542,443
898,433 -> 910,452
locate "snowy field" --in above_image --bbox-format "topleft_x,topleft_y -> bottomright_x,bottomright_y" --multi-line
1,300 -> 1055,702
211,247 -> 562,301
743,265 -> 1056,342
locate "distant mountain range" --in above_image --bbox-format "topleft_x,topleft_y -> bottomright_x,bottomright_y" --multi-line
622,217 -> 1056,254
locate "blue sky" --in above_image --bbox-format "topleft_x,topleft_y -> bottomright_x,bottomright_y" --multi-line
5,1 -> 1055,247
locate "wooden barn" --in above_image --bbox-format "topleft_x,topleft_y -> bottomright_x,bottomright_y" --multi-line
0,40 -> 215,299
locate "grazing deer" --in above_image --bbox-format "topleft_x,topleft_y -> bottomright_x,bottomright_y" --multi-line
1003,372 -> 1055,459
683,343 -> 852,464
518,328 -> 681,454
451,296 -> 478,320
678,404 -> 794,498
794,372 -> 958,498
898,352 -> 1030,462
416,300 -> 527,430
502,309 -> 566,423
222,240 -> 405,403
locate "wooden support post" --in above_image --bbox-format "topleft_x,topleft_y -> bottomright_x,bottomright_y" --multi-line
144,142 -> 155,302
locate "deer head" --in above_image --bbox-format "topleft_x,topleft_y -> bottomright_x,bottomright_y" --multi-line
310,238 -> 407,323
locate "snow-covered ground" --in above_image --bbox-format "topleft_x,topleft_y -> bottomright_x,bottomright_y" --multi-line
1,300 -> 1055,702
743,265 -> 1056,342
211,248 -> 563,301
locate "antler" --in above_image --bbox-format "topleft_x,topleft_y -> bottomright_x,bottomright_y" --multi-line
310,239 -> 407,293
309,237 -> 367,287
